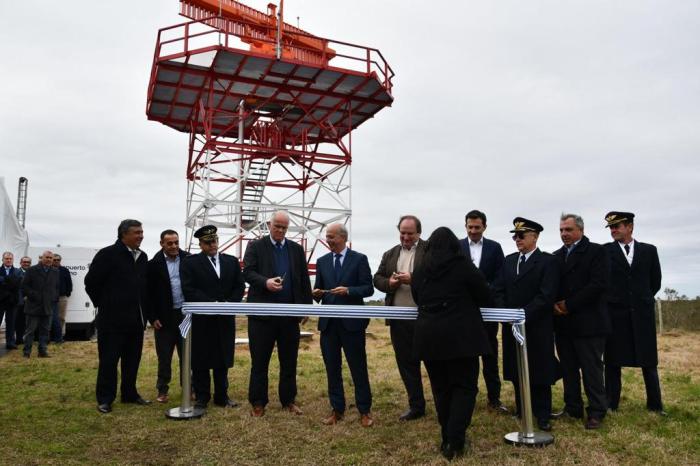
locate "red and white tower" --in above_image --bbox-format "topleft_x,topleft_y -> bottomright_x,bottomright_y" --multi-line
147,0 -> 394,269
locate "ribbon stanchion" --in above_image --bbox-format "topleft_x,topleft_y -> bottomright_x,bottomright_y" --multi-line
504,322 -> 554,446
165,327 -> 205,420
170,301 -> 547,449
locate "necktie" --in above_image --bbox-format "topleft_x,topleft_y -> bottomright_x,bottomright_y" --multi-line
276,241 -> 283,250
334,253 -> 342,281
517,255 -> 525,275
624,244 -> 630,256
210,256 -> 217,266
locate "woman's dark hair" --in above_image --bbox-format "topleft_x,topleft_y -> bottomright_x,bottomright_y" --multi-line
422,226 -> 462,274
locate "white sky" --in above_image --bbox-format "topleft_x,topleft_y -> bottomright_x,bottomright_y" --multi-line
1,1 -> 699,297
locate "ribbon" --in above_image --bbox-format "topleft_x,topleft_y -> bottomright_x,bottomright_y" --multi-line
179,303 -> 525,344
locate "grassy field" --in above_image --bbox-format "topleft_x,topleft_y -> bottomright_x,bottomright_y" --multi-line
0,320 -> 698,465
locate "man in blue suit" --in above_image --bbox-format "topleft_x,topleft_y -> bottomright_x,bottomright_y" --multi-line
459,210 -> 507,413
313,223 -> 375,427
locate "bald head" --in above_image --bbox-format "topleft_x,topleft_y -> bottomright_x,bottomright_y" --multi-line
40,250 -> 54,267
269,210 -> 290,242
326,223 -> 348,254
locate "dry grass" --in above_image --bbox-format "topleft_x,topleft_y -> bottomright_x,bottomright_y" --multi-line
0,321 -> 698,465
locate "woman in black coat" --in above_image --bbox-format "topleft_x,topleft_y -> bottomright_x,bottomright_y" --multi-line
411,227 -> 491,460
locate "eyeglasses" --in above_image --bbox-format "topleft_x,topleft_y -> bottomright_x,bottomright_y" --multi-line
512,232 -> 525,240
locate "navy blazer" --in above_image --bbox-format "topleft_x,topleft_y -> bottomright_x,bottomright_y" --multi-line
459,237 -> 504,285
314,248 -> 374,332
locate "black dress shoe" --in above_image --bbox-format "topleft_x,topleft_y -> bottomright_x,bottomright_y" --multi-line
214,398 -> 239,408
97,403 -> 112,414
551,409 -> 583,420
585,416 -> 602,429
123,397 -> 151,405
194,400 -> 208,409
38,352 -> 50,358
537,418 -> 553,432
399,409 -> 425,421
488,401 -> 510,414
441,443 -> 465,461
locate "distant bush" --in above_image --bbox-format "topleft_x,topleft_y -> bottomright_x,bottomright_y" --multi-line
657,299 -> 700,331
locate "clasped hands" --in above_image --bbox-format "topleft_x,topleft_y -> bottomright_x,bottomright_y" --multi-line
553,300 -> 569,316
312,286 -> 349,299
389,271 -> 411,289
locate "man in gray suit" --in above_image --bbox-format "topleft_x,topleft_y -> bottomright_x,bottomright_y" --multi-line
374,215 -> 427,421
22,250 -> 59,358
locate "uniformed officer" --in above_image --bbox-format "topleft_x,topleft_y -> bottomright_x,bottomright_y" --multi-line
493,217 -> 560,431
603,212 -> 664,415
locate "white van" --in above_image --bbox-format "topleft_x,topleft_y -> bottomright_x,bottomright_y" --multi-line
28,246 -> 99,339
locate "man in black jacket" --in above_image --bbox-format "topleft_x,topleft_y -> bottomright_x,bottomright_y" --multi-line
51,254 -> 73,343
147,229 -> 190,403
243,211 -> 312,417
553,213 -> 610,429
603,211 -> 665,414
458,210 -> 507,413
181,225 -> 246,409
1,251 -> 22,349
493,217 -> 559,432
85,219 -> 151,414
21,251 -> 58,358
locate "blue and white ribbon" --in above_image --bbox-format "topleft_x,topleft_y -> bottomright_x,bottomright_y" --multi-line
179,302 -> 525,345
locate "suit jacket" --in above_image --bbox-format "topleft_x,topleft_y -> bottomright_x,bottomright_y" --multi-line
410,255 -> 491,361
314,248 -> 374,332
180,252 -> 245,369
459,236 -> 505,285
373,239 -> 426,324
22,265 -> 59,316
57,266 -> 73,297
146,249 -> 190,328
0,266 -> 21,308
493,249 -> 560,384
243,236 -> 313,316
553,236 -> 610,337
604,240 -> 662,367
85,240 -> 149,333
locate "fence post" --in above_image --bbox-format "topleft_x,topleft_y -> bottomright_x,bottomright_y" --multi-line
656,299 -> 664,334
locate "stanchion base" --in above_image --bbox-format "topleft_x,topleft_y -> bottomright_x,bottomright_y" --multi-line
165,406 -> 205,420
504,431 -> 554,447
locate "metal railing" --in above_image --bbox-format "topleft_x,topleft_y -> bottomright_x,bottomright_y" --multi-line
149,15 -> 394,97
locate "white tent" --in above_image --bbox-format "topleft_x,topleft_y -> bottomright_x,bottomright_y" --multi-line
0,177 -> 29,261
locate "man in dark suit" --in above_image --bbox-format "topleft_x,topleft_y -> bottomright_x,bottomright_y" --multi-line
14,256 -> 32,345
458,210 -> 507,413
147,229 -> 190,403
553,213 -> 610,429
373,215 -> 427,421
181,225 -> 246,409
85,219 -> 151,413
1,251 -> 22,349
243,210 -> 312,417
21,250 -> 58,358
493,218 -> 559,431
50,254 -> 73,343
313,223 -> 375,427
603,211 -> 665,414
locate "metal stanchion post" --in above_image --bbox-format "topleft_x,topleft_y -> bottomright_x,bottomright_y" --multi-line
166,326 -> 205,420
504,322 -> 554,446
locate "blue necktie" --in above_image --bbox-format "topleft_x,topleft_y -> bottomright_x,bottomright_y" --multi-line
334,253 -> 342,282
